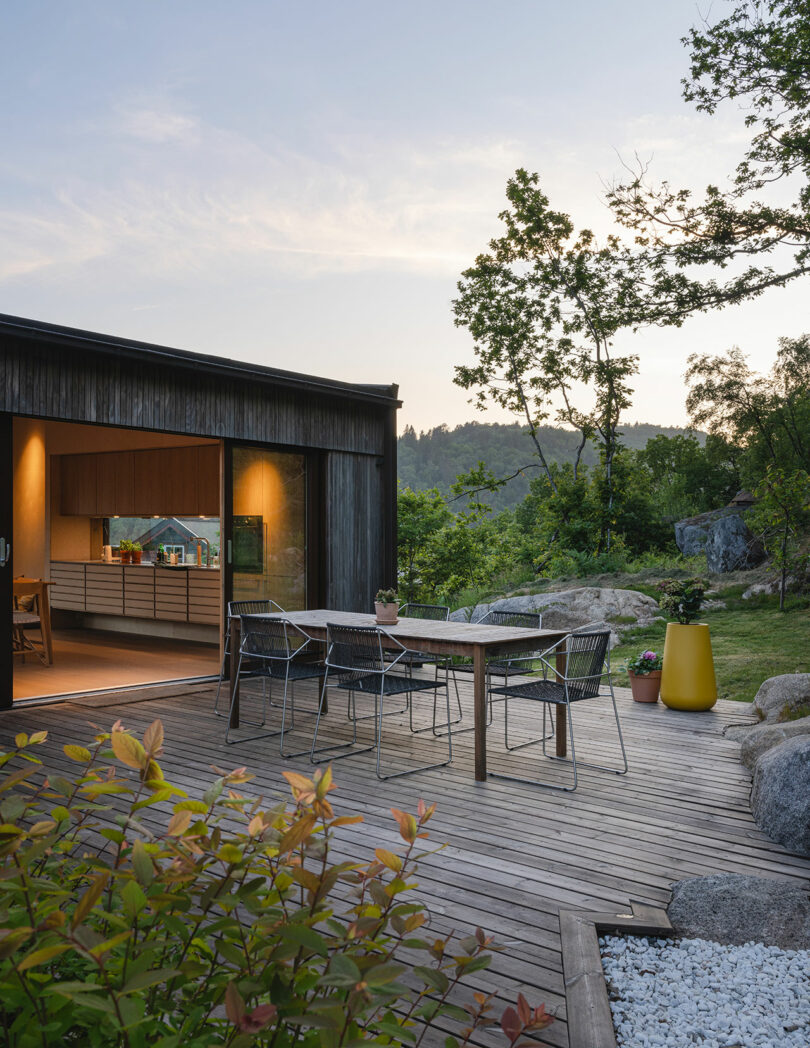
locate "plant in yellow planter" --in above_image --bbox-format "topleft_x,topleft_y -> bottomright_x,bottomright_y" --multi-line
656,577 -> 717,711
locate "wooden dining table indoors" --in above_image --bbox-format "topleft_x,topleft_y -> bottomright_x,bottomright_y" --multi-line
227,610 -> 569,781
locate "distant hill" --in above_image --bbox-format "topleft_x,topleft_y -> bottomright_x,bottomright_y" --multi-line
398,420 -> 702,512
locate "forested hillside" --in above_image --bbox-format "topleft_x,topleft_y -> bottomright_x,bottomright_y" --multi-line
398,421 -> 701,510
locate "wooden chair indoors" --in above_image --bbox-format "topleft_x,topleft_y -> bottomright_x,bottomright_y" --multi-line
12,578 -> 54,666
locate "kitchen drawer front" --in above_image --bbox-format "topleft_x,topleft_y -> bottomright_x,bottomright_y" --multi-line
85,565 -> 124,615
188,571 -> 221,625
123,567 -> 156,619
50,562 -> 86,611
155,572 -> 189,621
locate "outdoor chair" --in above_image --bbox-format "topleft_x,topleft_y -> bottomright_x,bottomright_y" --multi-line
226,615 -> 324,749
310,622 -> 453,780
214,599 -> 286,720
440,609 -> 546,736
488,629 -> 628,791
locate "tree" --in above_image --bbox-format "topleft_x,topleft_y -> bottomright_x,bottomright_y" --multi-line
608,0 -> 810,309
685,339 -> 810,484
636,432 -> 739,519
453,169 -> 649,552
750,465 -> 810,609
396,486 -> 452,603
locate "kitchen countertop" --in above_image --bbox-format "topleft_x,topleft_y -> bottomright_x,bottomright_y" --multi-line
52,560 -> 220,570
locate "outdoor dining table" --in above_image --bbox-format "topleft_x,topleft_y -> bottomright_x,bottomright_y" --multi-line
228,609 -> 569,782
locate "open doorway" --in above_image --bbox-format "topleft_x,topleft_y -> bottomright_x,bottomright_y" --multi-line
12,418 -> 222,702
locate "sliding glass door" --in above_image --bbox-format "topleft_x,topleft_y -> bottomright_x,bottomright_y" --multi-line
227,446 -> 308,611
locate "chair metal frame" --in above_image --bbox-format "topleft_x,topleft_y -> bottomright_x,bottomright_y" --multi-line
489,630 -> 628,791
226,615 -> 323,748
438,609 -> 548,738
391,603 -> 466,735
310,622 -> 453,780
214,599 -> 286,721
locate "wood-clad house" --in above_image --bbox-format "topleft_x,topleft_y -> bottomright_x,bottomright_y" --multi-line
1,313 -> 399,706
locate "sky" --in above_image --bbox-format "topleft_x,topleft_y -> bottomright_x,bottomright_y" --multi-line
1,1 -> 807,434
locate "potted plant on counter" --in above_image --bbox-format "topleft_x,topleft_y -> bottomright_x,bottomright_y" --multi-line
625,649 -> 663,703
374,588 -> 399,625
119,539 -> 132,564
131,541 -> 143,565
656,577 -> 717,711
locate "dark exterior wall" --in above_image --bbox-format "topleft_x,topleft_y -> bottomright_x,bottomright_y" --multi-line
1,335 -> 390,456
325,451 -> 386,612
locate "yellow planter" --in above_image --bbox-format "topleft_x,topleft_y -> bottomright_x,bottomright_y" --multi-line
659,622 -> 717,711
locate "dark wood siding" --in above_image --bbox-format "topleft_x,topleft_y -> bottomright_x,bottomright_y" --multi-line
1,337 -> 390,456
325,452 -> 385,612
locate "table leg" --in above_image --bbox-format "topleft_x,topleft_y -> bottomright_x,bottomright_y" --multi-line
473,646 -> 487,781
229,617 -> 241,730
555,643 -> 567,758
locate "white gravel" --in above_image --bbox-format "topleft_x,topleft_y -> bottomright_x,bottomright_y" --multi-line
599,934 -> 810,1048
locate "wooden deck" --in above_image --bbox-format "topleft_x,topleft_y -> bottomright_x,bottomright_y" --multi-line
5,678 -> 810,1047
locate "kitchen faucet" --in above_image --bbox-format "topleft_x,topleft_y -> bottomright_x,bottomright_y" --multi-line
195,537 -> 211,566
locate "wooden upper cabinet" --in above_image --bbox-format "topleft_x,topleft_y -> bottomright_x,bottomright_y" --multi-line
96,452 -> 135,516
197,445 -> 220,516
59,443 -> 221,517
60,454 -> 98,516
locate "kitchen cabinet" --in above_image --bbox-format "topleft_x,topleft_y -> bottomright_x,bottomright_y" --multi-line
58,444 -> 220,516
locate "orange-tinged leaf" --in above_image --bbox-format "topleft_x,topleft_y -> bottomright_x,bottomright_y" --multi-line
143,720 -> 164,755
28,820 -> 56,837
110,731 -> 147,770
390,808 -> 417,843
247,814 -> 266,837
225,981 -> 245,1024
279,813 -> 316,854
374,848 -> 403,872
14,734 -> 28,748
166,810 -> 191,836
332,815 -> 364,827
314,765 -> 334,799
18,943 -> 72,971
283,770 -> 315,795
29,731 -> 48,744
71,872 -> 110,929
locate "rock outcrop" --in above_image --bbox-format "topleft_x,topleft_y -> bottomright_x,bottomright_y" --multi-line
449,587 -> 660,648
674,506 -> 765,573
668,874 -> 810,949
753,673 -> 810,722
751,736 -> 810,856
739,717 -> 810,771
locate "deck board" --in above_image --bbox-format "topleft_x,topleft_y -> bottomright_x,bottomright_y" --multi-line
5,678 -> 809,1048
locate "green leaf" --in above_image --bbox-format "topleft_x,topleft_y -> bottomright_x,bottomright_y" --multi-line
18,942 -> 72,971
121,968 -> 183,994
121,879 -> 148,919
131,839 -> 154,887
319,953 -> 362,988
279,924 -> 329,957
413,965 -> 449,993
364,961 -> 407,987
63,745 -> 92,762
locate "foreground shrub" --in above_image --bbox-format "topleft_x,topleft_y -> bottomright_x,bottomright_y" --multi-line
0,722 -> 552,1047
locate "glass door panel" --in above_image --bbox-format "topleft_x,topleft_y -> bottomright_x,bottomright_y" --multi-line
230,447 -> 307,610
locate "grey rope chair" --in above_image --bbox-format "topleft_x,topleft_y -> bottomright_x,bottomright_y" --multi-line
214,599 -> 286,720
440,609 -> 547,737
488,629 -> 628,791
226,615 -> 323,748
310,622 -> 453,780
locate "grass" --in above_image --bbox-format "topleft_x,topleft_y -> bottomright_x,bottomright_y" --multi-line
610,594 -> 810,703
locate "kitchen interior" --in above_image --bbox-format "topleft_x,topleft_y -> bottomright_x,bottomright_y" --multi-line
12,418 -> 222,701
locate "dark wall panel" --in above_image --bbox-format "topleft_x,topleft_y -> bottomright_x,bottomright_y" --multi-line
326,452 -> 385,612
2,339 -> 389,456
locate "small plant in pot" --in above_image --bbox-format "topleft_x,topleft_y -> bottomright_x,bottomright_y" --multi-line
624,649 -> 663,703
118,539 -> 132,564
130,541 -> 143,564
656,576 -> 717,711
375,587 -> 399,625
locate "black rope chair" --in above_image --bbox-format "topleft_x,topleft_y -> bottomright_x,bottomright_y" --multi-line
391,603 -> 465,734
310,623 -> 453,780
214,599 -> 286,719
488,629 -> 628,791
441,608 -> 547,736
226,615 -> 323,749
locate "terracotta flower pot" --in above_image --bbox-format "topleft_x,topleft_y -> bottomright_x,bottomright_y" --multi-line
119,550 -> 131,564
628,669 -> 661,703
131,550 -> 142,564
375,602 -> 398,626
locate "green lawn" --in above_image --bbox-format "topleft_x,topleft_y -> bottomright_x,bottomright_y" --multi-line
610,595 -> 810,703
